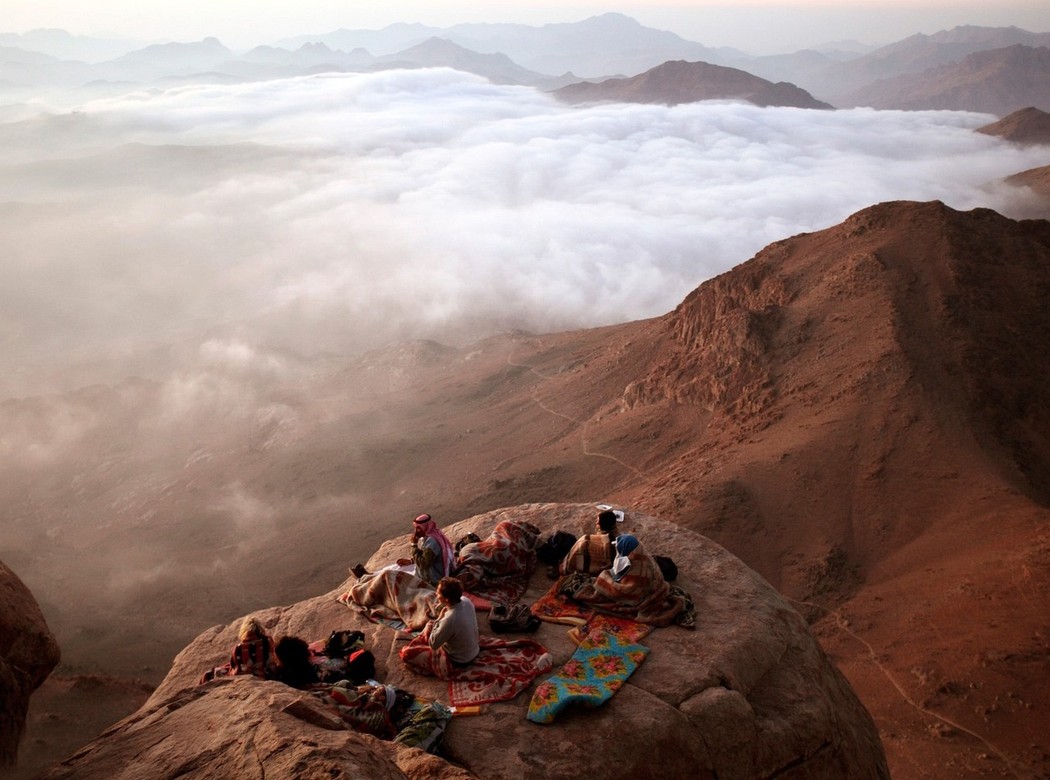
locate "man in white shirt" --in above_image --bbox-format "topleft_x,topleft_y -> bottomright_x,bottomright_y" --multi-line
427,577 -> 479,665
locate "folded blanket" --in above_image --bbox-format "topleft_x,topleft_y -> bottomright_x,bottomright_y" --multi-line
527,615 -> 650,724
529,577 -> 595,626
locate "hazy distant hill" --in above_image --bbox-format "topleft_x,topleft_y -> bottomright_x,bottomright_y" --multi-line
977,105 -> 1050,144
100,37 -> 233,78
375,37 -> 553,86
740,25 -> 1050,104
278,13 -> 728,79
841,44 -> 1050,115
552,59 -> 831,109
0,28 -> 139,63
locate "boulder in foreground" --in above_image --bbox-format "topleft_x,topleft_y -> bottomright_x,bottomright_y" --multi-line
40,504 -> 888,779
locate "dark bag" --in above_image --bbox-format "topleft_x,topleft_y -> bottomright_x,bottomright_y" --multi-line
346,649 -> 376,684
488,602 -> 541,634
654,555 -> 678,582
324,629 -> 365,659
455,532 -> 482,554
536,530 -> 577,565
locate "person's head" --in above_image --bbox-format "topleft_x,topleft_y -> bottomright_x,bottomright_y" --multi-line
614,534 -> 639,557
413,512 -> 434,539
436,576 -> 463,605
597,509 -> 620,535
275,636 -> 311,669
238,616 -> 266,642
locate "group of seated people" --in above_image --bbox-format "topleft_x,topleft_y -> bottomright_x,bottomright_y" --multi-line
347,506 -> 690,674
202,506 -> 688,713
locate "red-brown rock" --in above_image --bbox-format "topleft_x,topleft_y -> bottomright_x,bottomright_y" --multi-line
42,505 -> 888,780
1,560 -> 61,767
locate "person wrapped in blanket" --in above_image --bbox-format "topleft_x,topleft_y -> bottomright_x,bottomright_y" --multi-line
317,680 -> 453,751
559,508 -> 621,576
561,534 -> 695,628
352,512 -> 454,587
198,616 -> 276,683
453,518 -> 541,593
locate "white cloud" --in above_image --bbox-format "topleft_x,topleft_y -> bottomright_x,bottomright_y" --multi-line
0,69 -> 1044,397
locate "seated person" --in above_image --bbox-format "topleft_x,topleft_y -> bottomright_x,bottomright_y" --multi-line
230,616 -> 276,678
559,508 -> 621,575
399,577 -> 480,677
272,635 -> 320,689
354,512 -> 454,587
428,577 -> 480,665
563,534 -> 687,628
404,513 -> 456,586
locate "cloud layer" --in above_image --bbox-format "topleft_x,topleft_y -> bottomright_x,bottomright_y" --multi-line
0,68 -> 1044,396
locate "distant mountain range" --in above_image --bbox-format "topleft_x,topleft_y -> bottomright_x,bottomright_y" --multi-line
1,16 -> 1049,114
727,25 -> 1050,110
839,44 -> 1050,114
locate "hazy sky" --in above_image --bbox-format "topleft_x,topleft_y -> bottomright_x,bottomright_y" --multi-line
3,1 -> 1049,54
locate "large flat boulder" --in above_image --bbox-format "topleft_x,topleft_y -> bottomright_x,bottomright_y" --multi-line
40,504 -> 888,779
1,560 -> 61,767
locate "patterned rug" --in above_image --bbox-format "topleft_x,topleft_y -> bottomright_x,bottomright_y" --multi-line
529,576 -> 595,625
526,614 -> 651,724
400,634 -> 554,707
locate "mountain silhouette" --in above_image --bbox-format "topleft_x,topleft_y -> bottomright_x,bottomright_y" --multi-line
552,59 -> 830,108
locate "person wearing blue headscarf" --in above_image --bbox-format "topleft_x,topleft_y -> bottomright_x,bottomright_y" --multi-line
567,532 -> 689,627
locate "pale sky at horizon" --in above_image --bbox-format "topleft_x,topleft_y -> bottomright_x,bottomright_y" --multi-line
3,1 -> 1048,55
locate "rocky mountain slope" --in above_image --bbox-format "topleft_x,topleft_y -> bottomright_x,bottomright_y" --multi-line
754,25 -> 1050,106
552,59 -> 830,108
840,44 -> 1050,114
978,105 -> 1050,144
36,505 -> 889,780
5,201 -> 1050,779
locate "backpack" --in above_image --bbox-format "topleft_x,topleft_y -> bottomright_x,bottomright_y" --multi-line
324,629 -> 365,659
653,555 -> 678,582
488,603 -> 541,634
536,530 -> 577,565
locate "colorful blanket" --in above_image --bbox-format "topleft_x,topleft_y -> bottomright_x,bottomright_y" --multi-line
526,615 -> 651,724
317,681 -> 451,752
529,578 -> 595,626
338,567 -> 440,632
400,633 -> 553,707
318,681 -> 407,740
455,519 -> 541,606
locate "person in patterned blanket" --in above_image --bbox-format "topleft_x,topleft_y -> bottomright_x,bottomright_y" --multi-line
229,616 -> 275,677
559,508 -> 621,576
562,534 -> 690,628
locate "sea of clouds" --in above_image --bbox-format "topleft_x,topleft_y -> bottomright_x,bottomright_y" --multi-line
0,67 -> 1044,397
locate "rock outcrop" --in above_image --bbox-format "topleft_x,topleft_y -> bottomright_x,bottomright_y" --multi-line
1,560 -> 61,767
40,504 -> 888,780
552,59 -> 832,108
